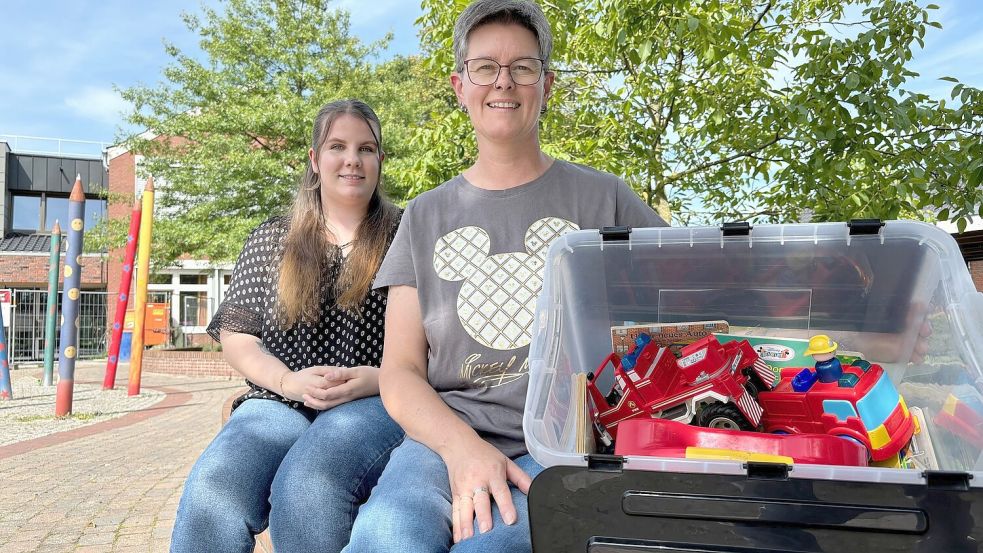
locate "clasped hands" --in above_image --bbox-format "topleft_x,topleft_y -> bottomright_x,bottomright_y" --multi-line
281,365 -> 379,410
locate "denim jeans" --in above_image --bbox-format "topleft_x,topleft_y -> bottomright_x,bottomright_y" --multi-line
343,438 -> 545,553
170,396 -> 404,553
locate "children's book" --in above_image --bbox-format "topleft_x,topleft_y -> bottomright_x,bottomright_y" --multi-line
572,373 -> 595,454
611,320 -> 730,355
715,332 -> 866,369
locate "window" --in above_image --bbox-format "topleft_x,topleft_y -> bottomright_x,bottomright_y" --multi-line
149,273 -> 173,285
822,400 -> 858,423
179,274 -> 208,285
856,374 -> 902,430
180,292 -> 210,326
11,195 -> 41,230
9,192 -> 107,232
46,197 -> 70,229
84,199 -> 106,229
147,291 -> 171,304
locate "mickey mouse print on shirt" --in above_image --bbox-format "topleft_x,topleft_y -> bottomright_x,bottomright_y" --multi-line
433,217 -> 580,360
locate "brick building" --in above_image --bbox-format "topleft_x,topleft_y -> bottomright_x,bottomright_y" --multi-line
105,135 -> 233,348
0,137 -> 109,362
1,136 -> 232,364
939,218 -> 983,292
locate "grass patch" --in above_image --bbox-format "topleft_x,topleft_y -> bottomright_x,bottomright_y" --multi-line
15,412 -> 105,423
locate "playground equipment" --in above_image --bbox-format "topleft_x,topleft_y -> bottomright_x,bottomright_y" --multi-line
43,220 -> 62,386
128,177 -> 155,396
104,199 -> 142,390
55,176 -> 86,416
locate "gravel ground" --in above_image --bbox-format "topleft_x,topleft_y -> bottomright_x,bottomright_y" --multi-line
0,367 -> 165,447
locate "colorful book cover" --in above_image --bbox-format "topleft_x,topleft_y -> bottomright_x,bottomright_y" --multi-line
611,321 -> 730,355
715,332 -> 865,373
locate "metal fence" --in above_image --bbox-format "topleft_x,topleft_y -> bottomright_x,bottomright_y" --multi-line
7,290 -> 108,363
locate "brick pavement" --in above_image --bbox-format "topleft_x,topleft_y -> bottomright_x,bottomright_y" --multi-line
0,363 -> 248,553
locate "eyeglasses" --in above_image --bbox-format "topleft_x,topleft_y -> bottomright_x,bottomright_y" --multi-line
463,57 -> 545,86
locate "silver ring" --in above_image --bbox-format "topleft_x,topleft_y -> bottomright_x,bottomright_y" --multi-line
473,486 -> 489,496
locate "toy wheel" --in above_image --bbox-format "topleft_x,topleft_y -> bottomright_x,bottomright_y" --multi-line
742,368 -> 767,396
834,434 -> 873,461
835,434 -> 866,448
697,403 -> 755,431
743,377 -> 763,397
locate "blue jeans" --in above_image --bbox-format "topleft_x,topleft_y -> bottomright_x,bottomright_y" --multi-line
170,396 -> 404,553
343,438 -> 544,553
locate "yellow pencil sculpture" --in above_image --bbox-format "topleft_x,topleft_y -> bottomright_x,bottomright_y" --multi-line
128,177 -> 155,396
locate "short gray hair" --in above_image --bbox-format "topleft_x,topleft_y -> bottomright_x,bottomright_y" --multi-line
452,0 -> 553,73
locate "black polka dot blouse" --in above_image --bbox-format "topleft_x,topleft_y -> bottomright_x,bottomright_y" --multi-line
206,215 -> 396,414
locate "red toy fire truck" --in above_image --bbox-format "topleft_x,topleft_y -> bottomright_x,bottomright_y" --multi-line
756,361 -> 917,464
586,333 -> 775,439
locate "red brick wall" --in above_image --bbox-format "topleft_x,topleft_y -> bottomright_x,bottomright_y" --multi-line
104,138 -> 194,333
106,149 -> 138,323
0,253 -> 107,287
970,261 -> 983,292
185,333 -> 215,347
143,349 -> 238,378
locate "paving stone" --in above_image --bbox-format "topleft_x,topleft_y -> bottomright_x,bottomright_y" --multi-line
77,532 -> 116,545
0,364 -> 241,552
3,540 -> 41,553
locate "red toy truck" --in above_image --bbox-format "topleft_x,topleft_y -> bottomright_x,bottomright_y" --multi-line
756,361 -> 916,463
587,333 -> 773,439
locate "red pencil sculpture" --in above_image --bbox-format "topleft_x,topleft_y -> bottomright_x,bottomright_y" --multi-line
103,200 -> 142,390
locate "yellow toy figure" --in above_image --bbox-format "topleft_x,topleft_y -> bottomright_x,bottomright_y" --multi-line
804,335 -> 843,383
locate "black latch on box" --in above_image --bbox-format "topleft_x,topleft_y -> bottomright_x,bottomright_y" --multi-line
746,461 -> 791,480
586,454 -> 625,473
599,226 -> 631,242
721,221 -> 752,236
924,470 -> 973,491
847,218 -> 885,235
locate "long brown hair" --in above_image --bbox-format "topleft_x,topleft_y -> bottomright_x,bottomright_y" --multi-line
277,100 -> 401,326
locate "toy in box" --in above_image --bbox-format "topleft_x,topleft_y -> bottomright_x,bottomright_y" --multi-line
523,220 -> 983,552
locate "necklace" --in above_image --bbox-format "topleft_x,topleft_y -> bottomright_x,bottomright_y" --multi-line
336,241 -> 352,249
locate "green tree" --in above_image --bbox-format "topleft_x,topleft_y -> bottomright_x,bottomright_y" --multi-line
415,0 -> 982,229
110,0 -> 438,263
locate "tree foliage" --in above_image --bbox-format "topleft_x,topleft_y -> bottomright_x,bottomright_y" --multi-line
415,0 -> 982,229
113,0 -> 440,263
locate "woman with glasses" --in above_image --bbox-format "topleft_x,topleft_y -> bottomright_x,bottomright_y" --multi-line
343,1 -> 667,551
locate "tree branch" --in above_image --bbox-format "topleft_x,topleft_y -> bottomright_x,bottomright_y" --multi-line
554,67 -> 627,75
621,53 -> 662,131
744,1 -> 773,39
665,133 -> 783,184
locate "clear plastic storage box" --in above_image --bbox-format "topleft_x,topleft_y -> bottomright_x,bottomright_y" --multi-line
524,220 -> 983,485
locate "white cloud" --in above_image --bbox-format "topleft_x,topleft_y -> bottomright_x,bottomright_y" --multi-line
64,86 -> 131,126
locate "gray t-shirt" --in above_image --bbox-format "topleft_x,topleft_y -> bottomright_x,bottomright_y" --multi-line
375,159 -> 668,457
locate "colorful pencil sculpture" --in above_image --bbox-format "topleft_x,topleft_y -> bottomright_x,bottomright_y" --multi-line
43,221 -> 62,387
104,200 -> 142,390
0,302 -> 11,400
55,176 -> 86,416
128,177 -> 155,396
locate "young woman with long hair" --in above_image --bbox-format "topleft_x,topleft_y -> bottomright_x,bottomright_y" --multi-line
171,99 -> 403,553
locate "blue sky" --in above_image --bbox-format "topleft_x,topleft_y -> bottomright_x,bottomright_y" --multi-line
0,0 -> 421,154
0,0 -> 979,156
